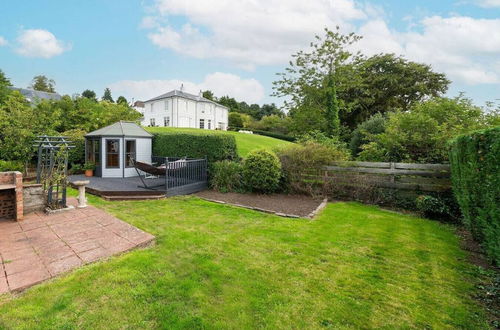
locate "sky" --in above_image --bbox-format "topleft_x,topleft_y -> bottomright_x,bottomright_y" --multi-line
0,0 -> 499,106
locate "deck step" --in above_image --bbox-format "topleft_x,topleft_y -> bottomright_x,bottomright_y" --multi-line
101,195 -> 165,201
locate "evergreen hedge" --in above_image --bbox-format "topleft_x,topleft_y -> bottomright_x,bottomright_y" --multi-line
449,127 -> 500,265
152,132 -> 238,163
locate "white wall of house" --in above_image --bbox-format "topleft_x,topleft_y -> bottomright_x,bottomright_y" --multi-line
100,137 -> 152,178
141,96 -> 228,130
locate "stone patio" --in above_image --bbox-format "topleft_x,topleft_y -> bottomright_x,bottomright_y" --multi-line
0,198 -> 155,293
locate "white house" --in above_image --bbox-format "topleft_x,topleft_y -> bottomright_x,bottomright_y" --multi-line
85,121 -> 152,178
141,89 -> 229,130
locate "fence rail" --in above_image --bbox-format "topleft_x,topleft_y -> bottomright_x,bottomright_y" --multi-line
303,161 -> 451,193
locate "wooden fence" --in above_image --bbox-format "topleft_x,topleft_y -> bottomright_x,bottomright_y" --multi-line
303,161 -> 451,193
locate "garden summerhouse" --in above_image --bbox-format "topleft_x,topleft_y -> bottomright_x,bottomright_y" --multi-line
85,121 -> 152,178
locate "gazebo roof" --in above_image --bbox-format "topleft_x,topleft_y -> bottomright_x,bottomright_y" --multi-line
85,121 -> 152,138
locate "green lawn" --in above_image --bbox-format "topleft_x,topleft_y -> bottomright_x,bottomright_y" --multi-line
146,127 -> 293,157
0,195 -> 488,329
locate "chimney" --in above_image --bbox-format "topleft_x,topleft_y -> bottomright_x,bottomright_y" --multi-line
180,83 -> 184,92
199,89 -> 203,97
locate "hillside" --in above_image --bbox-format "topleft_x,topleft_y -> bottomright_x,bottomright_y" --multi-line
146,127 -> 293,157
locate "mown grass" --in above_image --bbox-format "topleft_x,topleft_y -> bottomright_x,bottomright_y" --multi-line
146,127 -> 292,157
0,194 -> 488,329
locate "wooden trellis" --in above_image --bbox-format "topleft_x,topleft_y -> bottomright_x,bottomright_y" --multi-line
33,136 -> 74,209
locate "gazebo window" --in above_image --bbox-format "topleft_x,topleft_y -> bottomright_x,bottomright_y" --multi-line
86,139 -> 100,165
106,139 -> 120,168
125,140 -> 136,167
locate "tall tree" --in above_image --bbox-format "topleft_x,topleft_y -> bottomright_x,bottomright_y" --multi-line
102,88 -> 114,103
272,27 -> 362,135
81,89 -> 97,101
273,28 -> 451,132
30,75 -> 56,93
202,90 -> 215,101
341,54 -> 450,127
0,69 -> 12,103
0,69 -> 11,87
325,74 -> 340,136
218,96 -> 240,112
116,96 -> 128,105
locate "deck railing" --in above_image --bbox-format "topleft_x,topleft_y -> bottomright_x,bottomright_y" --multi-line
151,156 -> 208,196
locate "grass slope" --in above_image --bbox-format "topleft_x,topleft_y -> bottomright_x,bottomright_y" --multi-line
0,194 -> 488,329
146,127 -> 292,157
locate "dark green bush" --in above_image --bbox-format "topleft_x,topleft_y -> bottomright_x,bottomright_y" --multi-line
62,129 -> 86,165
209,160 -> 244,193
449,126 -> 500,265
242,149 -> 281,193
415,195 -> 450,220
0,160 -> 23,172
152,132 -> 238,163
349,113 -> 386,157
252,129 -> 296,142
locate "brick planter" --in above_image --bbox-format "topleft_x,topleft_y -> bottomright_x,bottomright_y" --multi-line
0,171 -> 23,221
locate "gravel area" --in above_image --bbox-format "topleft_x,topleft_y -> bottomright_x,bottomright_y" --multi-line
195,190 -> 324,217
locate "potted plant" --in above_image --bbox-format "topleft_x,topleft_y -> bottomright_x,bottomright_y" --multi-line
83,162 -> 96,177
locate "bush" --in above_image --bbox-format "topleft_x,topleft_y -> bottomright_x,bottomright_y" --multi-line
449,126 -> 500,265
242,150 -> 281,193
0,160 -> 23,172
276,141 -> 350,196
209,160 -> 244,193
62,129 -> 86,165
349,113 -> 386,157
252,130 -> 296,142
357,96 -> 495,163
415,195 -> 450,220
152,132 -> 238,163
228,112 -> 244,128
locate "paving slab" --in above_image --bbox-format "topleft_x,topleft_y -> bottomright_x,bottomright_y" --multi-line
0,198 -> 155,293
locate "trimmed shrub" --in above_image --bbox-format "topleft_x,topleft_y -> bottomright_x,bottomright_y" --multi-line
209,160 -> 244,193
152,132 -> 238,163
449,126 -> 500,264
242,149 -> 281,193
252,129 -> 296,142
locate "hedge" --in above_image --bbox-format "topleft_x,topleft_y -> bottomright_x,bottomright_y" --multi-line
228,127 -> 296,142
449,126 -> 500,265
152,132 -> 238,163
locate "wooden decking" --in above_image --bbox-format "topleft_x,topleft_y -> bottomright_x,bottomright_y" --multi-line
68,175 -> 166,200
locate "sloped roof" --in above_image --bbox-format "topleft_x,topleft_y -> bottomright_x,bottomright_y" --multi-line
85,121 -> 152,138
145,89 -> 228,109
8,87 -> 62,102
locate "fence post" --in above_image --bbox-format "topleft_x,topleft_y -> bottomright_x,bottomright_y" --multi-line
390,162 -> 395,184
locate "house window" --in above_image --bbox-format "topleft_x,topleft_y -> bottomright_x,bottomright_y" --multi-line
207,120 -> 211,129
125,140 -> 136,167
151,103 -> 154,112
164,100 -> 169,111
106,139 -> 120,168
150,118 -> 156,126
218,122 -> 224,130
85,139 -> 100,165
199,119 -> 205,129
164,116 -> 170,127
